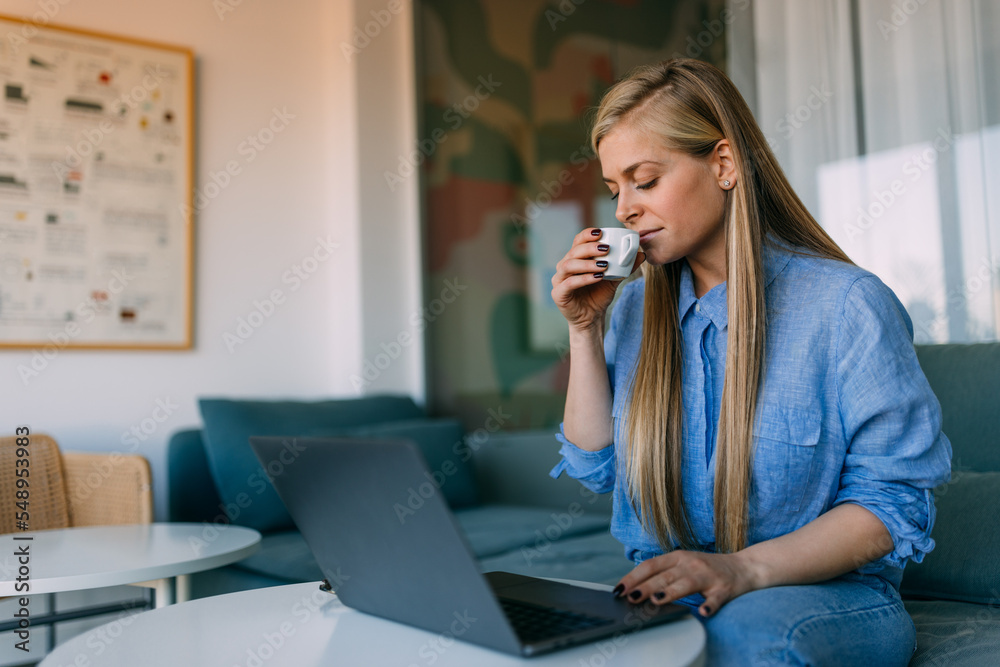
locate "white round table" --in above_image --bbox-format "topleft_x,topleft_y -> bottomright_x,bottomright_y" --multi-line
39,581 -> 706,666
0,523 -> 260,606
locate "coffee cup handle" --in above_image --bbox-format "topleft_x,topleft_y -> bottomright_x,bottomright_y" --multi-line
620,234 -> 637,265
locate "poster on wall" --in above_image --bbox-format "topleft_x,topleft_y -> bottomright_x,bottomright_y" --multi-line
0,14 -> 193,349
418,0 -> 728,427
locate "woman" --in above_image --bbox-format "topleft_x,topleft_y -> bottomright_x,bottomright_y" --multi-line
549,58 -> 952,665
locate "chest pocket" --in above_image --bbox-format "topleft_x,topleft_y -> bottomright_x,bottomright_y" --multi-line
751,404 -> 822,517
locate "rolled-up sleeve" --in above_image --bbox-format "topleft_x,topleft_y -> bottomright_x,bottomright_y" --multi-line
549,423 -> 616,494
833,275 -> 952,568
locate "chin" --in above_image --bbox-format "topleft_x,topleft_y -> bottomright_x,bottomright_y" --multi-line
641,248 -> 683,267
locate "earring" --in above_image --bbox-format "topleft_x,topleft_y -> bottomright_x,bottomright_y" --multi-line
724,180 -> 731,187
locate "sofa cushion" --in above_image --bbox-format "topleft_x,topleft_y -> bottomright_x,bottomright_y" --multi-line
478,531 -> 633,586
234,530 -> 323,583
904,599 -> 1000,666
453,504 -> 611,558
167,429 -> 223,523
233,503 -> 615,585
314,418 -> 477,509
915,342 -> 1000,471
901,471 -> 1000,604
198,396 -> 424,532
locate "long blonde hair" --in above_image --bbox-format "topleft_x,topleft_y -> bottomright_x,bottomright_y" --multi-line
592,59 -> 852,554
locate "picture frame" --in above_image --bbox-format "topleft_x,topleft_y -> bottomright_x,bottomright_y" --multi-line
0,13 -> 194,350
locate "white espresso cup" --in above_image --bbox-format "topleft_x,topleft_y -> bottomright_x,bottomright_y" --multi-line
598,228 -> 640,280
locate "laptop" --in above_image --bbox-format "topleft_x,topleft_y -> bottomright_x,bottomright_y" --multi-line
249,435 -> 689,658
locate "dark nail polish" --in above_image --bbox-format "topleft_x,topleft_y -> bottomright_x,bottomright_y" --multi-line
591,229 -> 602,236
596,260 -> 608,268
653,591 -> 665,601
612,584 -> 624,597
703,606 -> 712,616
597,244 -> 609,252
628,590 -> 642,601
593,272 -> 604,279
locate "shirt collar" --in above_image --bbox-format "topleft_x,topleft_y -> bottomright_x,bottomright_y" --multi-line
677,234 -> 794,330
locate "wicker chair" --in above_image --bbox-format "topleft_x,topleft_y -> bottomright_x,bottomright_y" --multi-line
0,433 -> 153,649
0,433 -> 152,533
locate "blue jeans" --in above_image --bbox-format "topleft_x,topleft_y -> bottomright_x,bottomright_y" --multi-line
671,572 -> 916,666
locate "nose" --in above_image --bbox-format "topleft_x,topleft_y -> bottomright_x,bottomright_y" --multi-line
615,191 -> 639,225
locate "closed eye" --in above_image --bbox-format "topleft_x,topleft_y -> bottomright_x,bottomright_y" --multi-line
636,178 -> 658,190
610,192 -> 619,201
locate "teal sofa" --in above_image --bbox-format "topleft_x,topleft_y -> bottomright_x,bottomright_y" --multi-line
900,343 -> 1000,664
167,343 -> 1000,665
167,395 -> 626,599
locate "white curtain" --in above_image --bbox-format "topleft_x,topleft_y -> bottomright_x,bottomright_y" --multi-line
733,0 -> 999,343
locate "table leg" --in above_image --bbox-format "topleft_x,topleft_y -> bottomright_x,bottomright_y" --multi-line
47,593 -> 57,652
153,577 -> 176,608
176,574 -> 191,604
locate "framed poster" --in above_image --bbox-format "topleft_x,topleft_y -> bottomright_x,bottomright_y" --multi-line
0,14 -> 194,349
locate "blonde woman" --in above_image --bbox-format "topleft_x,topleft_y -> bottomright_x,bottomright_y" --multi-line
550,59 -> 951,665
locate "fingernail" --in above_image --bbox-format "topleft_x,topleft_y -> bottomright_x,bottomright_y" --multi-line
612,584 -> 624,597
653,591 -> 665,601
594,272 -> 604,278
628,590 -> 642,601
597,244 -> 609,252
591,229 -> 602,236
596,260 -> 608,268
703,606 -> 712,616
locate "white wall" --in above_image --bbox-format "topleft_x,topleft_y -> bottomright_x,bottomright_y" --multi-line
0,0 -> 423,521
354,0 -> 426,401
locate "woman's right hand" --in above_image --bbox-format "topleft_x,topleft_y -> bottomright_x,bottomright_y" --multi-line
551,228 -> 645,332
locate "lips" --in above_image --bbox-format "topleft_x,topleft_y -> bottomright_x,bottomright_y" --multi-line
637,229 -> 660,244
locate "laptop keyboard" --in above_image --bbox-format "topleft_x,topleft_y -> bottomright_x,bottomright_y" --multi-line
499,598 -> 614,643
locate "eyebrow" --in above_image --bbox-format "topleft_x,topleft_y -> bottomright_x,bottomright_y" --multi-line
601,160 -> 663,183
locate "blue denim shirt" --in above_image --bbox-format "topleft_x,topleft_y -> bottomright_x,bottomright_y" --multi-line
549,237 -> 952,591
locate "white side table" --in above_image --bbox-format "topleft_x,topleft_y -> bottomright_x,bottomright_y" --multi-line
0,523 -> 260,607
39,581 -> 706,666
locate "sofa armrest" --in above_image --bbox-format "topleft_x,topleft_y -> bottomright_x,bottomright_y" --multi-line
471,430 -> 613,514
167,429 -> 224,523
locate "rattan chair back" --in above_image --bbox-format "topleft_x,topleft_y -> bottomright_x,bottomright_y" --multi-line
62,452 -> 153,526
0,434 -> 71,534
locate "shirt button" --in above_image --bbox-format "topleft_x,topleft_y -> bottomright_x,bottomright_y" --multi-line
695,302 -> 701,313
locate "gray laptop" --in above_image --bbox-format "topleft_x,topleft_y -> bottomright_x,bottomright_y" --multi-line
249,435 -> 689,658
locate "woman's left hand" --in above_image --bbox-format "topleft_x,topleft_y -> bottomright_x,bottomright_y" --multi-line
613,550 -> 761,618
